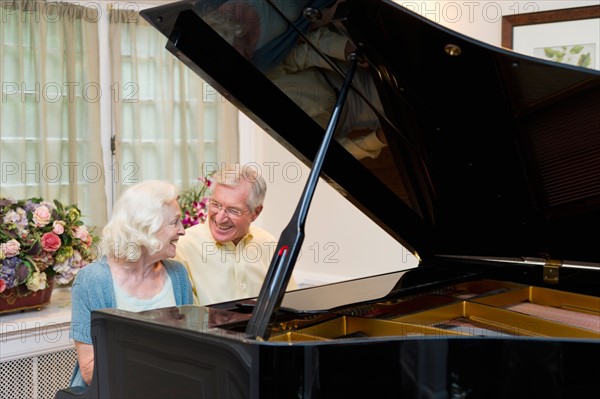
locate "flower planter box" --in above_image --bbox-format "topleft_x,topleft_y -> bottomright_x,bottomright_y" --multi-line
1,197 -> 97,315
0,276 -> 55,314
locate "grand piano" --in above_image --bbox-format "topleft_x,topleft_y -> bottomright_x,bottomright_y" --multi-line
56,1 -> 600,398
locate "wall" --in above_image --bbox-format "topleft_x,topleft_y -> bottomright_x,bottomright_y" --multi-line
239,0 -> 598,286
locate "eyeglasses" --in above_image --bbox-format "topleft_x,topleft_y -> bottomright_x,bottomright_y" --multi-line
208,199 -> 250,218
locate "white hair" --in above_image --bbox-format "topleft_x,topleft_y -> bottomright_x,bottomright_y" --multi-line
214,163 -> 267,211
101,180 -> 178,262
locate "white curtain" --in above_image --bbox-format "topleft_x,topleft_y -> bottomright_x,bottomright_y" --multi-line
108,7 -> 239,199
0,0 -> 107,228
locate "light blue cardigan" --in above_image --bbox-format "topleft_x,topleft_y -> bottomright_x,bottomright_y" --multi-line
68,257 -> 193,387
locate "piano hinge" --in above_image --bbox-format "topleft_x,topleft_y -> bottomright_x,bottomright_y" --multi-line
543,258 -> 562,284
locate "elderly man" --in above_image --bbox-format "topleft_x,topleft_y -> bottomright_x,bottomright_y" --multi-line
175,163 -> 296,305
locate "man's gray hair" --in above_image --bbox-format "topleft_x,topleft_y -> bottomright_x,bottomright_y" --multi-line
214,163 -> 267,211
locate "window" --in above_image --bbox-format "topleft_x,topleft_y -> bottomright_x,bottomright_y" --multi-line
109,9 -> 237,200
0,1 -> 107,227
1,1 -> 238,228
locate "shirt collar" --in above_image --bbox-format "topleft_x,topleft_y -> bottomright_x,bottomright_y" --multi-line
213,230 -> 254,248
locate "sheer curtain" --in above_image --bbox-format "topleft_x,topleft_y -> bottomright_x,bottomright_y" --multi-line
0,0 -> 107,228
108,7 -> 239,199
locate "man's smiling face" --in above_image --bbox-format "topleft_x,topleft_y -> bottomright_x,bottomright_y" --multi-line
208,180 -> 262,245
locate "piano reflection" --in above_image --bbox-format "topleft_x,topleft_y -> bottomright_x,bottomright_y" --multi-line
56,1 -> 600,398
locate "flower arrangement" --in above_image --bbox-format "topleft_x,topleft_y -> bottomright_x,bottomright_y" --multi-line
178,174 -> 214,228
0,197 -> 98,295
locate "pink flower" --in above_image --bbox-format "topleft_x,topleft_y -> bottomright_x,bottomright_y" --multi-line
1,239 -> 21,257
0,279 -> 6,293
33,205 -> 52,227
41,232 -> 62,252
52,220 -> 65,235
74,226 -> 93,247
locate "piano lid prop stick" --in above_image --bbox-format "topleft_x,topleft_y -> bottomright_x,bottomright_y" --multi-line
245,52 -> 362,341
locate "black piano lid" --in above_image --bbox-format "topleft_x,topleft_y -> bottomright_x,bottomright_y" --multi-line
140,0 -> 600,265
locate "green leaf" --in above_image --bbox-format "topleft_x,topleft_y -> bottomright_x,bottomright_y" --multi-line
543,48 -> 555,57
570,45 -> 584,54
578,53 -> 592,68
54,199 -> 65,211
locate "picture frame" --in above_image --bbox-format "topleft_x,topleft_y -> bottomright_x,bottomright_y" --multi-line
502,5 -> 600,70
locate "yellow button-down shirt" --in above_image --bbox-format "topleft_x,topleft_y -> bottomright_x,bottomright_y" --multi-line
174,222 -> 297,305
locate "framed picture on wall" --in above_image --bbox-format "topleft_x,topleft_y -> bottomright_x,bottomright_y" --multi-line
502,5 -> 600,70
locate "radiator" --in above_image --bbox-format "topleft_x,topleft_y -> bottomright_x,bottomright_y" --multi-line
0,348 -> 76,399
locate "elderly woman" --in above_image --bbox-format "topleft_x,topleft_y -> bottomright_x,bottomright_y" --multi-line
68,180 -> 193,388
